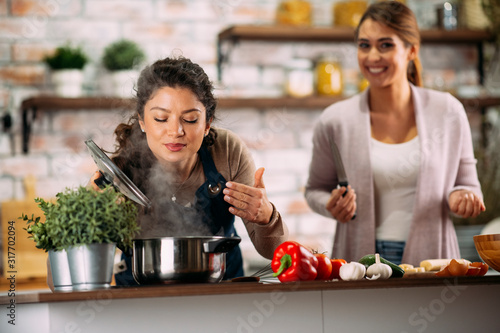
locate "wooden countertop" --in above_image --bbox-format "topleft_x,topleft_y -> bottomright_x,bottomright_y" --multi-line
3,274 -> 499,305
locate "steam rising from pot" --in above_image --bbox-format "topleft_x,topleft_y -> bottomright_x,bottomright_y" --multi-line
113,126 -> 212,239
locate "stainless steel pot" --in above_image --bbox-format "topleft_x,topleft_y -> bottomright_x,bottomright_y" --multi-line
132,236 -> 241,284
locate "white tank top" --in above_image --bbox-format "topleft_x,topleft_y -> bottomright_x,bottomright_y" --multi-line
371,136 -> 420,242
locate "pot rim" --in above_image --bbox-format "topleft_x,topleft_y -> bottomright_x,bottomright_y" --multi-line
132,236 -> 241,241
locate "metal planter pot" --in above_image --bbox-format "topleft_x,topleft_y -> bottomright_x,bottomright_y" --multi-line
132,236 -> 240,284
67,243 -> 116,291
48,249 -> 73,292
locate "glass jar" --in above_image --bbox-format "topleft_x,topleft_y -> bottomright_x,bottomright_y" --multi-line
333,1 -> 368,28
285,59 -> 314,98
315,55 -> 343,96
276,0 -> 312,26
358,74 -> 369,92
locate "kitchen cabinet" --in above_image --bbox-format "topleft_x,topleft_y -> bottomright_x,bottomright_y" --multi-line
1,275 -> 499,332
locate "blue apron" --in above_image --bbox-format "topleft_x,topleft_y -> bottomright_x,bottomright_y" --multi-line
115,145 -> 244,285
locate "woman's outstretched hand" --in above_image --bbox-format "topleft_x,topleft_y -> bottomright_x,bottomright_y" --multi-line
223,167 -> 274,225
449,190 -> 485,218
326,185 -> 357,223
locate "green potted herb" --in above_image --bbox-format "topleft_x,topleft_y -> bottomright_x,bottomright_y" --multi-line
22,186 -> 139,291
101,39 -> 146,97
43,43 -> 89,97
23,211 -> 73,291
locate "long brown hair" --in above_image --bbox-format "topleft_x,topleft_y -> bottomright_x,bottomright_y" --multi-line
355,1 -> 423,87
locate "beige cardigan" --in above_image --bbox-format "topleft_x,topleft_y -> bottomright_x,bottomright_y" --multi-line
305,85 -> 482,266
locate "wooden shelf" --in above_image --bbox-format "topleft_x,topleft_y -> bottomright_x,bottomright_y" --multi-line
21,95 -> 499,112
218,25 -> 494,44
219,96 -> 500,110
20,95 -> 135,110
19,95 -> 500,153
218,96 -> 344,109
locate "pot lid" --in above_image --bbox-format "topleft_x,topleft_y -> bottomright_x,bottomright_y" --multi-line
85,139 -> 152,208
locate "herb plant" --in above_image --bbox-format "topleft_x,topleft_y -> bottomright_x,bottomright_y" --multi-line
44,44 -> 89,70
22,186 -> 139,251
23,214 -> 54,252
102,39 -> 145,71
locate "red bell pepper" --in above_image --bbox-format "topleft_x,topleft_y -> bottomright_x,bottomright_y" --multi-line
272,241 -> 318,282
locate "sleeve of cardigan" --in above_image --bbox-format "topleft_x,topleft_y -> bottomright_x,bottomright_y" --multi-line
447,97 -> 483,201
225,130 -> 289,260
304,115 -> 338,219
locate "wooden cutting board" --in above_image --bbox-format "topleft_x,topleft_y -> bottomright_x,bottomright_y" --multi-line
403,271 -> 438,278
1,176 -> 50,287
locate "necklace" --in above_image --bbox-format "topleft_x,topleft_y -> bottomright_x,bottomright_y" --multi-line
170,156 -> 199,202
171,180 -> 187,202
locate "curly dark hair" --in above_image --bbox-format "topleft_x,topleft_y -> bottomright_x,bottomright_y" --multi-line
111,57 -> 218,189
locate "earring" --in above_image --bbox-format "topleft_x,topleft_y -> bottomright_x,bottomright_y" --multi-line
141,128 -> 145,133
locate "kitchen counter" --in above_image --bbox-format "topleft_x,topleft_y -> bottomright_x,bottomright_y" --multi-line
2,275 -> 499,332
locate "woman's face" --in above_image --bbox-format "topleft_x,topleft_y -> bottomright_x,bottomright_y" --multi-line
357,18 -> 416,89
139,86 -> 210,171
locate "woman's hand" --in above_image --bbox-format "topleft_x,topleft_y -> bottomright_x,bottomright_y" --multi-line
326,186 -> 357,223
88,171 -> 103,191
223,167 -> 274,225
449,190 -> 485,218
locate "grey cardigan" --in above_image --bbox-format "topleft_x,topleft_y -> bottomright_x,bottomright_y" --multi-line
305,85 -> 482,266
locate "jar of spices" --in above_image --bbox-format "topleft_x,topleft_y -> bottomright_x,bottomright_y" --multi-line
285,58 -> 314,98
276,0 -> 312,26
333,1 -> 368,28
315,55 -> 343,96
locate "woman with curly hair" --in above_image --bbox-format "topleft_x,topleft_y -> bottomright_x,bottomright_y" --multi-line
90,57 -> 288,284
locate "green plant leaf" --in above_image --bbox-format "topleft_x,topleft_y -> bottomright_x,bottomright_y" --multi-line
44,43 -> 89,70
20,186 -> 140,251
102,39 -> 145,71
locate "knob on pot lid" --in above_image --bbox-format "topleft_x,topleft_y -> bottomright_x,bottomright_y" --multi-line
85,139 -> 152,208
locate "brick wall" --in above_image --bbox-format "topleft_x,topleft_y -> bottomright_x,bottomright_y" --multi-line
0,0 -> 491,269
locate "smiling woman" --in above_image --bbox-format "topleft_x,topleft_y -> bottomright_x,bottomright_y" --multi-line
89,57 -> 289,285
305,1 -> 485,267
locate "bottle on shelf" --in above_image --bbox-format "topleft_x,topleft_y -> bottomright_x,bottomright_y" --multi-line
284,58 -> 314,98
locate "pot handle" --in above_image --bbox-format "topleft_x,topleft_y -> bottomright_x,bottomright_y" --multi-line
203,237 -> 241,253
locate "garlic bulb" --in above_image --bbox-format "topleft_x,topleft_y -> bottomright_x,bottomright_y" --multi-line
366,253 -> 392,280
339,261 -> 366,281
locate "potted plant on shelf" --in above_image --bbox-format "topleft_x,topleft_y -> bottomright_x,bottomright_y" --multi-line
22,185 -> 139,291
43,43 -> 89,98
101,39 -> 146,98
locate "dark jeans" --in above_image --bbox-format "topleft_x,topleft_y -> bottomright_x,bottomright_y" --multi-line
375,240 -> 406,265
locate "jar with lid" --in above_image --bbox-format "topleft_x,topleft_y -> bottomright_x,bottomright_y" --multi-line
285,58 -> 314,98
333,1 -> 368,28
276,0 -> 312,26
315,55 -> 343,96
